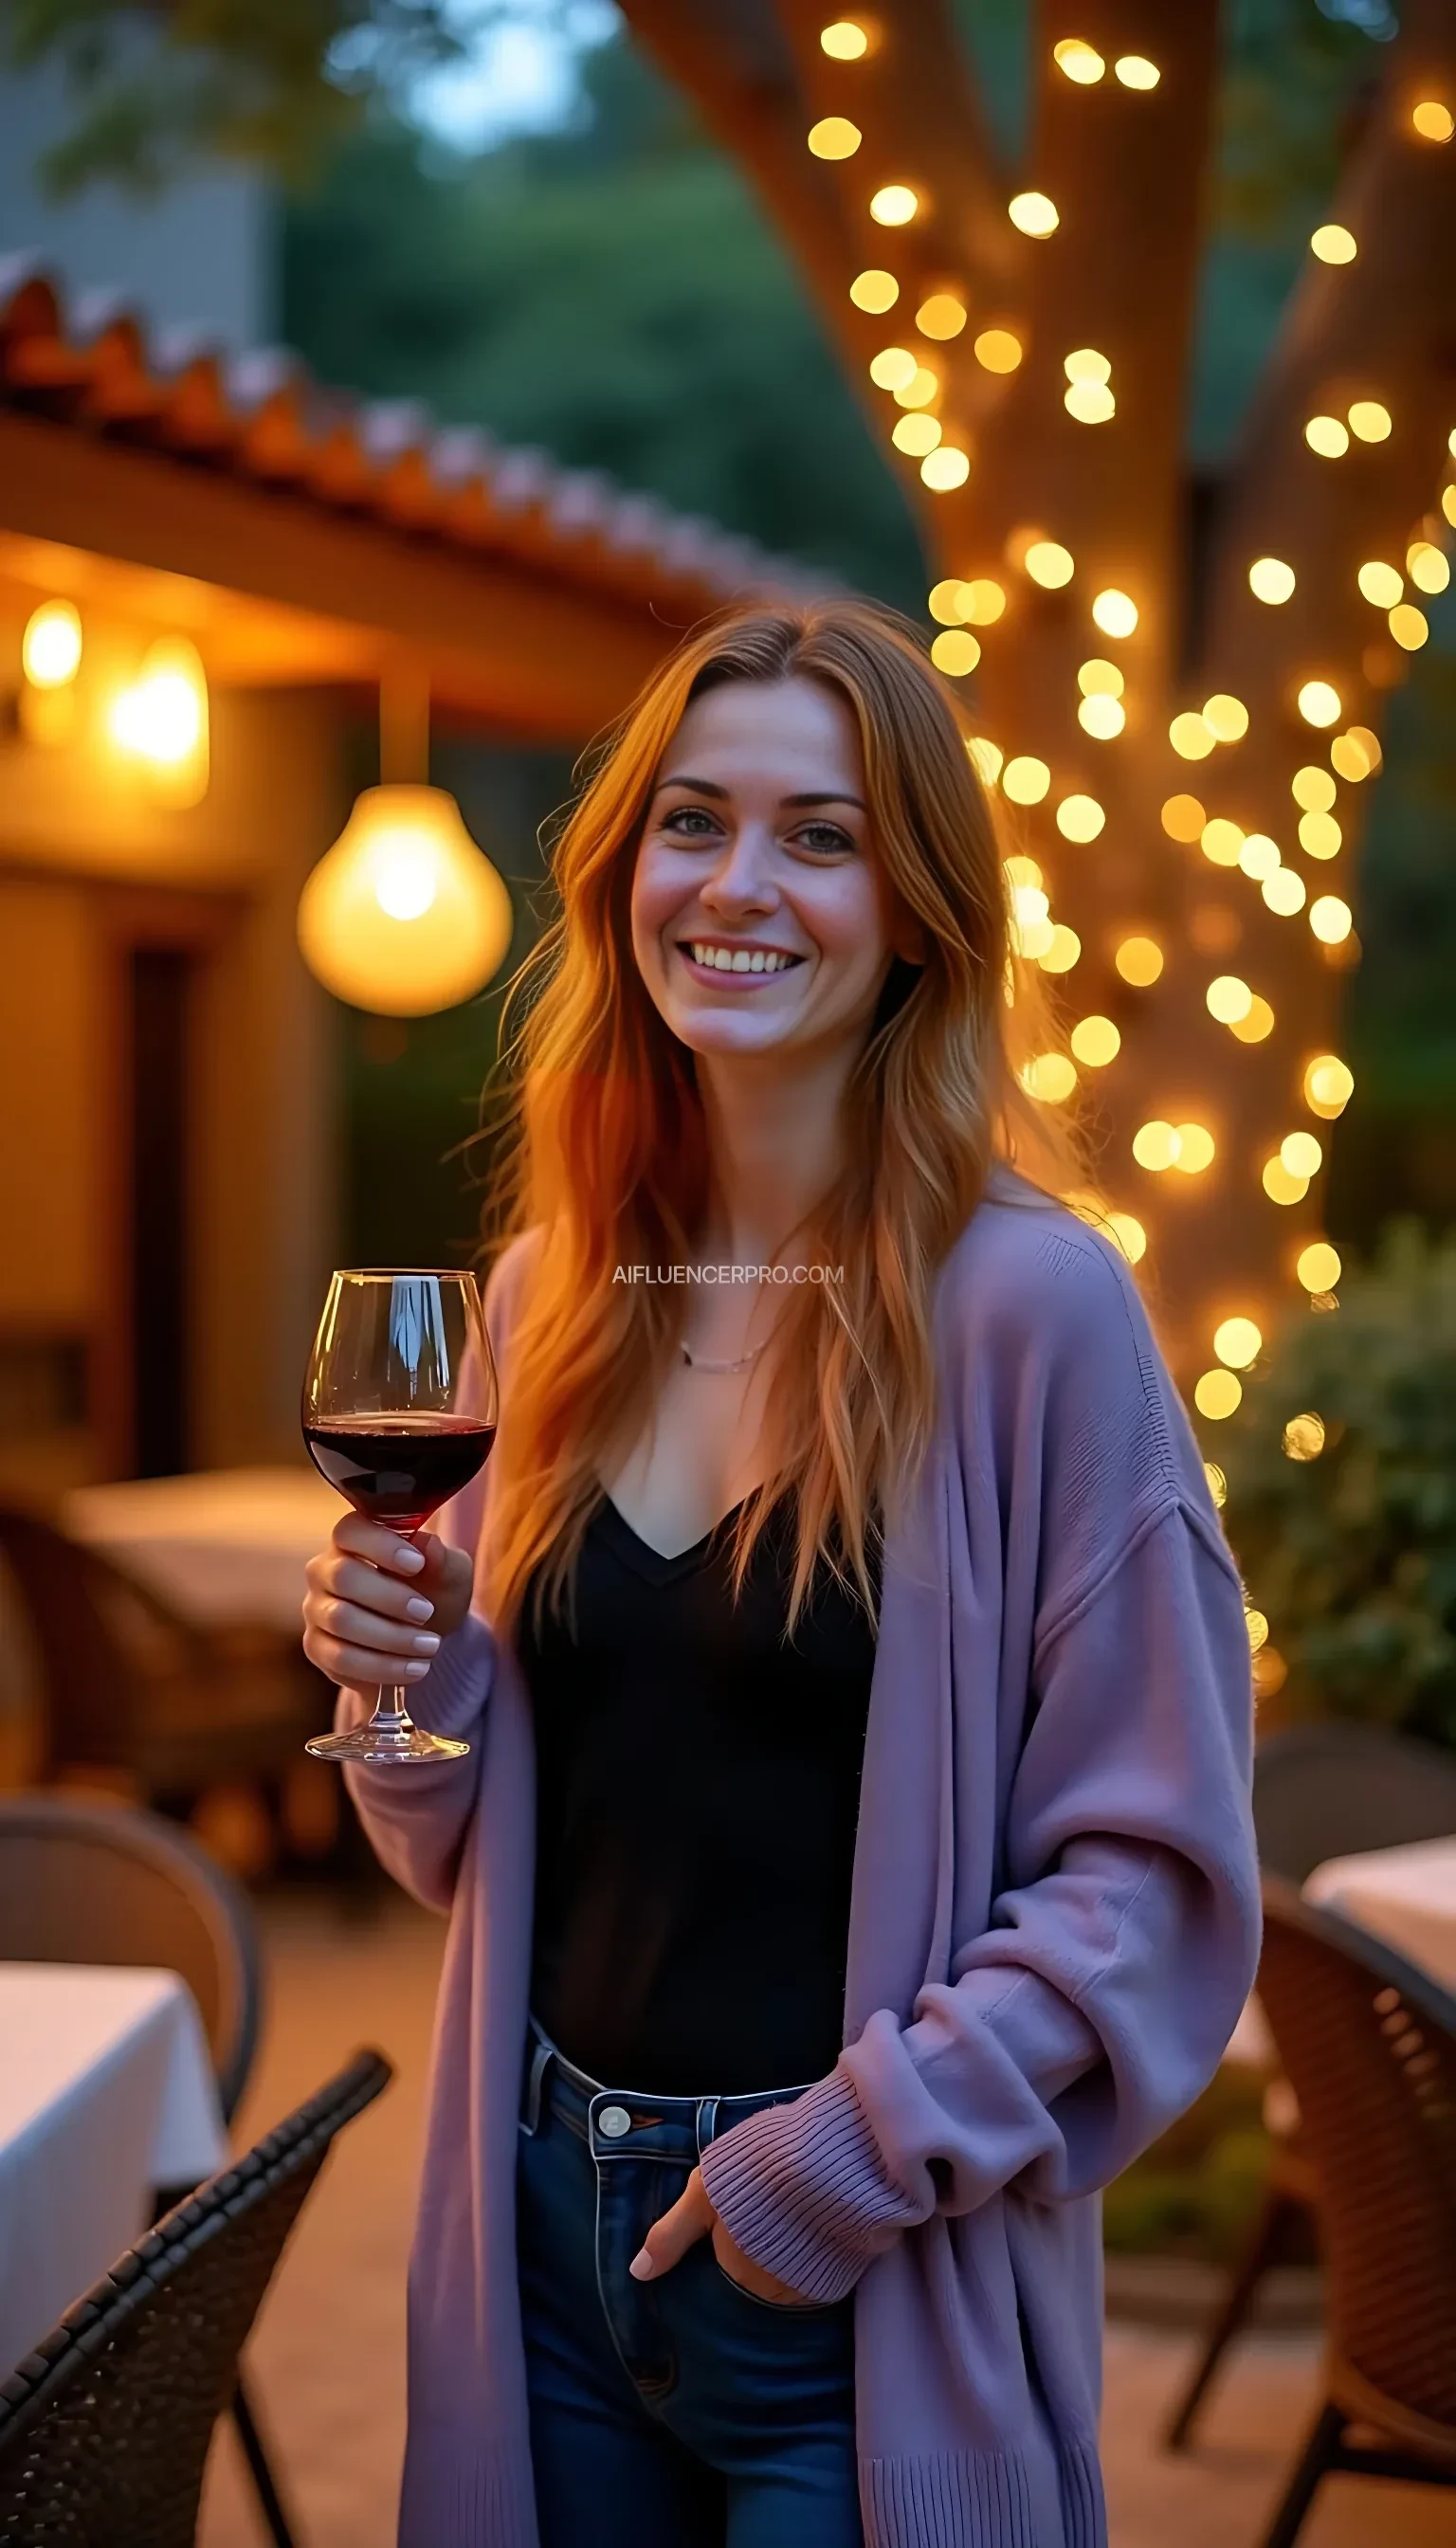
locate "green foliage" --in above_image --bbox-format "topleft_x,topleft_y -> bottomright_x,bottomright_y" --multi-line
1217,1223 -> 1456,1752
1102,2067 -> 1276,2264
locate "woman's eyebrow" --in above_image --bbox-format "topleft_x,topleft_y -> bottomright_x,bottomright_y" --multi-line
655,774 -> 867,813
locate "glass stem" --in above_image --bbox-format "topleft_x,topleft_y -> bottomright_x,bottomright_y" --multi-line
369,1684 -> 416,1737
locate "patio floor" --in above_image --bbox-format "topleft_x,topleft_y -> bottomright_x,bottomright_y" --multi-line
198,1892 -> 1450,2548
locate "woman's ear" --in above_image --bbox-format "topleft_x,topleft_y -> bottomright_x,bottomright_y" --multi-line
892,910 -> 929,968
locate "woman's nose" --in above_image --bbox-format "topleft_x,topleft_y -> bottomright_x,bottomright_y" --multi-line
701,823 -> 778,906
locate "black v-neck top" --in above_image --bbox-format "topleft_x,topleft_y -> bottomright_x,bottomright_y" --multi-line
516,1488 -> 880,2094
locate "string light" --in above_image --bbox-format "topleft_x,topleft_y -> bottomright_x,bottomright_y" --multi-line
929,578 -> 969,624
1040,923 -> 1082,972
1283,1412 -> 1326,1461
1214,1317 -> 1263,1368
1170,711 -> 1216,759
1116,936 -> 1163,985
1207,975 -> 1253,1025
1297,1241 -> 1341,1292
1411,100 -> 1454,141
1105,1211 -> 1147,1262
1348,400 -> 1392,442
1203,694 -> 1249,742
894,366 -> 939,408
1065,350 -> 1111,385
961,578 -> 1007,623
1239,833 -> 1283,881
1134,1120 -> 1181,1169
974,328 -> 1023,373
1246,1606 -> 1270,1653
1057,792 -> 1105,841
1020,1052 -> 1079,1102
1092,589 -> 1138,637
22,600 -> 82,687
1264,1156 -> 1309,1204
870,346 -> 917,391
1292,764 -> 1337,811
1231,996 -> 1275,1044
1201,819 -> 1245,864
1005,853 -> 1043,887
968,737 -> 1004,784
809,118 -> 862,158
1065,380 -> 1116,423
930,629 -> 981,676
1115,54 -> 1159,88
1078,659 -> 1123,697
1298,680 -> 1341,727
1054,38 -> 1104,82
1264,868 -> 1307,915
1445,487 -> 1456,528
893,413 -> 941,455
1173,1123 -> 1215,1174
1070,1015 -> 1120,1065
850,269 -> 899,312
1407,540 -> 1450,593
871,185 -> 919,226
1309,894 -> 1353,943
1310,224 -> 1356,264
1305,415 -> 1349,457
917,293 -> 967,340
1003,755 -> 1051,804
821,20 -> 870,59
1079,694 -> 1125,737
921,446 -> 971,490
1304,1055 -> 1355,1118
1357,559 -> 1403,607
1299,810 -> 1342,858
1162,794 -> 1207,842
1281,1131 -> 1322,1178
1009,191 -> 1059,237
1330,725 -> 1381,780
1389,603 -> 1429,649
1025,540 -> 1075,587
1194,1369 -> 1242,1420
1249,557 -> 1296,603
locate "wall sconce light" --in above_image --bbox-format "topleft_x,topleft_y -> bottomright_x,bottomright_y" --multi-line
109,634 -> 209,805
19,598 -> 82,742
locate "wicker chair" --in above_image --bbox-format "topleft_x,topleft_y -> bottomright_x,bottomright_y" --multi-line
0,1501 -> 313,1802
1247,1879 -> 1456,2548
1163,1720 -> 1456,2451
0,1797 -> 285,2539
0,2048 -> 390,2548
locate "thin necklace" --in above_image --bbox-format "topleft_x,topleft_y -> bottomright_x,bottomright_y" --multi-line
680,1337 -> 769,1375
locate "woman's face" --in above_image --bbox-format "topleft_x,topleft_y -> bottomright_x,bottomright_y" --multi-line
630,676 -> 922,1066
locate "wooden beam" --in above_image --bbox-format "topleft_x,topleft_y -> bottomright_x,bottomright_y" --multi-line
0,413 -> 701,740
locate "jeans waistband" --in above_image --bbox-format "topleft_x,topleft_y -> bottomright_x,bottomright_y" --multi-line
521,2015 -> 814,2160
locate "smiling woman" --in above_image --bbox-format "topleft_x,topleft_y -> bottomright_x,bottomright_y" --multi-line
300,596 -> 1261,2548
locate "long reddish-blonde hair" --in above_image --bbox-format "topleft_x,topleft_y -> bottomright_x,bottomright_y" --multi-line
478,597 -> 1085,1642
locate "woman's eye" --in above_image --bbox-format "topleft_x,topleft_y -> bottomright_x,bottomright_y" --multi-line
661,806 -> 719,838
793,822 -> 855,855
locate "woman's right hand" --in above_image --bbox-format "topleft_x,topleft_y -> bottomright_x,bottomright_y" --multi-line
302,1517 -> 475,1689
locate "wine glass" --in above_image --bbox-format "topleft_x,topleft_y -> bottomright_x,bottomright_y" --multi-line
300,1268 -> 498,1765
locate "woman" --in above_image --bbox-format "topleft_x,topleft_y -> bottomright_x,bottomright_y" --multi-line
302,599 -> 1262,2548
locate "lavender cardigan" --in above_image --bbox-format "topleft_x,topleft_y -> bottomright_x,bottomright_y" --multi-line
337,1175 -> 1262,2548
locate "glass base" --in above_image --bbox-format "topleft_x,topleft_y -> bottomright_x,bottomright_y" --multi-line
305,1722 -> 470,1767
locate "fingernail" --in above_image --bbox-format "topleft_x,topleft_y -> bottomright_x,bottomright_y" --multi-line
628,2249 -> 654,2281
405,1596 -> 435,1624
411,1632 -> 441,1655
393,1545 -> 426,1574
402,1659 -> 430,1679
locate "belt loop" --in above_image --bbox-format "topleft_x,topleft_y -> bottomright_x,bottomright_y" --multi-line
695,2095 -> 720,2156
522,2035 -> 555,2137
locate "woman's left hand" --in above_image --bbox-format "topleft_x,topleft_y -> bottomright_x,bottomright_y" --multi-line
629,2167 -> 819,2306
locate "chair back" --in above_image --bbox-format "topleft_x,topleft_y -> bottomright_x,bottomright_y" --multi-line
1257,1879 -> 1456,2435
0,1796 -> 261,2122
1253,1720 -> 1456,1884
0,2048 -> 390,2548
0,1505 -> 150,1774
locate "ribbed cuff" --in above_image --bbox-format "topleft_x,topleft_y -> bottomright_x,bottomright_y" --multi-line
698,2066 -> 910,2302
334,1608 -> 495,1744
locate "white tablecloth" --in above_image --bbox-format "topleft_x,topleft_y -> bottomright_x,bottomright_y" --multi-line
1304,1832 -> 1456,1992
64,1466 -> 339,1633
0,1963 -> 227,2376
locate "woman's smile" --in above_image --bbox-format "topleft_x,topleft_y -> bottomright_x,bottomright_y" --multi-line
675,937 -> 809,989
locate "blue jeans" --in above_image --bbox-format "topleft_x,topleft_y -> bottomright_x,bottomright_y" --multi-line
516,2021 -> 864,2548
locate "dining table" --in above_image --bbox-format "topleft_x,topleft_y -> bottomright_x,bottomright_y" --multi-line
1222,1829 -> 1456,2073
0,1962 -> 226,2378
63,1465 -> 341,1636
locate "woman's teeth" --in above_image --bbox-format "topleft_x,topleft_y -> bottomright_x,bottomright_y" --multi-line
686,942 -> 799,974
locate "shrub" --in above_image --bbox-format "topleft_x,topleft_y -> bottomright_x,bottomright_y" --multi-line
1213,1220 -> 1456,1752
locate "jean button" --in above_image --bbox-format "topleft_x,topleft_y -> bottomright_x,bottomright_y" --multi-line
598,2103 -> 632,2139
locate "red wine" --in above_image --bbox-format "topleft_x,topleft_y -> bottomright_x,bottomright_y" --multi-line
304,1413 -> 496,1529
